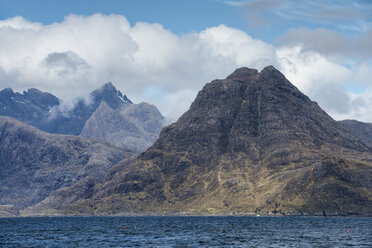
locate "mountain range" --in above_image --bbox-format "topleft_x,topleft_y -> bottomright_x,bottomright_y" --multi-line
23,66 -> 372,216
1,66 -> 371,217
0,82 -> 165,152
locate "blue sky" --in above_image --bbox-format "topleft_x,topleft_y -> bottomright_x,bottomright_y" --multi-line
0,0 -> 372,121
0,0 -> 246,34
2,0 -> 371,42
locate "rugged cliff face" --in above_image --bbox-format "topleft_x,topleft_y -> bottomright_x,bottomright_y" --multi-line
0,116 -> 134,210
29,66 -> 372,216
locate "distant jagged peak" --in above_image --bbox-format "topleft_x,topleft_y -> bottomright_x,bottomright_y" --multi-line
25,88 -> 43,94
121,94 -> 132,104
0,86 -> 57,99
90,82 -> 133,109
23,88 -> 60,103
94,82 -> 132,101
92,82 -> 118,96
101,81 -> 116,90
0,86 -> 60,107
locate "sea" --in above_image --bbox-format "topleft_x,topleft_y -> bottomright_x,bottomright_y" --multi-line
0,216 -> 371,247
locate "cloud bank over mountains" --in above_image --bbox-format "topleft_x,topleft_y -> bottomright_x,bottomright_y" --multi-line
0,14 -> 371,121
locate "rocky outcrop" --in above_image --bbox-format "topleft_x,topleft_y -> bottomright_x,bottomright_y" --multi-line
60,66 -> 372,216
0,116 -> 134,210
80,101 -> 164,151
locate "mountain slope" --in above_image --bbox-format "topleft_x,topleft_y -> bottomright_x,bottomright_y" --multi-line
339,119 -> 372,147
36,66 -> 372,216
80,101 -> 164,151
0,116 -> 134,210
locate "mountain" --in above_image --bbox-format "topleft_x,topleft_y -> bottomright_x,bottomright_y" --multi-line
0,87 -> 60,129
0,82 -> 132,135
37,82 -> 133,135
339,119 -> 372,147
52,66 -> 372,216
0,82 -> 165,151
80,101 -> 164,152
0,116 -> 134,212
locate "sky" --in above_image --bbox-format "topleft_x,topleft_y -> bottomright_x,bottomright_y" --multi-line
0,0 -> 372,122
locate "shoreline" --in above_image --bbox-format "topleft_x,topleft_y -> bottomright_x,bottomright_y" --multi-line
2,212 -> 371,218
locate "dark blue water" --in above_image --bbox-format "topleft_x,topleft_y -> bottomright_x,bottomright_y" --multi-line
0,216 -> 371,247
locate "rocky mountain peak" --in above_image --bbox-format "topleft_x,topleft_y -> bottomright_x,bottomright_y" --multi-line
25,88 -> 43,94
257,65 -> 293,88
225,65 -> 281,81
0,87 -> 60,126
92,82 -> 118,98
101,81 -> 116,91
122,95 -> 132,104
260,65 -> 279,73
226,67 -> 258,80
91,82 -> 133,109
23,88 -> 60,107
150,65 -> 370,165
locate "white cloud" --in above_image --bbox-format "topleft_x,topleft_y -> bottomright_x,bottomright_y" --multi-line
276,46 -> 351,93
0,14 -> 372,123
0,16 -> 42,30
0,15 -> 275,119
276,45 -> 372,122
